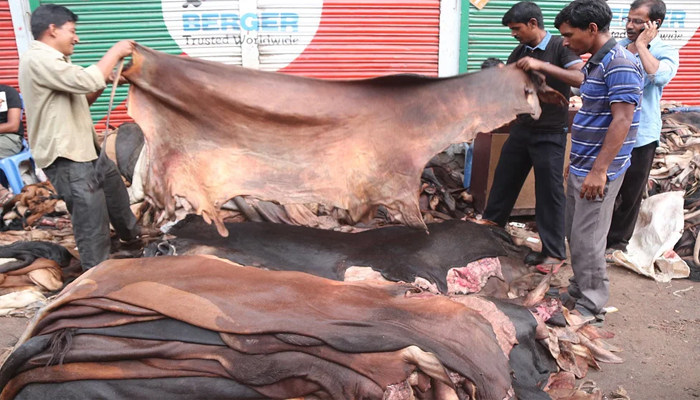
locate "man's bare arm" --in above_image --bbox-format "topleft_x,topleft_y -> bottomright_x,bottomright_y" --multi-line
0,108 -> 20,134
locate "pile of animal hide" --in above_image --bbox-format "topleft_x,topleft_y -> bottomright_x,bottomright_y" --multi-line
647,110 -> 700,281
0,182 -> 70,232
420,144 -> 475,223
0,252 -> 621,400
0,255 -> 516,400
141,216 -> 622,399
0,241 -> 75,319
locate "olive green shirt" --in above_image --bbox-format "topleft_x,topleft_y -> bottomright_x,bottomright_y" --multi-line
18,41 -> 106,168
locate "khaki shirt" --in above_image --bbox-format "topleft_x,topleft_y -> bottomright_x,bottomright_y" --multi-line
18,41 -> 106,168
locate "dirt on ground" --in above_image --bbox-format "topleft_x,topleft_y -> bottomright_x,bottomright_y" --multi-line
1,264 -> 699,399
556,264 -> 700,399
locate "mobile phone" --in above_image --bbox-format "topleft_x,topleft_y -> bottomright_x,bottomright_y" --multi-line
639,21 -> 658,33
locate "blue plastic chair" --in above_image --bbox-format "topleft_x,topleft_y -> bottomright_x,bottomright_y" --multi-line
0,93 -> 34,194
0,139 -> 34,194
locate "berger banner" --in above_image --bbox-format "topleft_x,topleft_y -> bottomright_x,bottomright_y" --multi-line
162,0 -> 322,67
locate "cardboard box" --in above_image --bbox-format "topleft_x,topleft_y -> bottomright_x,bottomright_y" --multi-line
471,108 -> 577,215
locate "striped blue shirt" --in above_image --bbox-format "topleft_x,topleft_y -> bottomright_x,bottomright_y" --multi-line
570,39 -> 643,181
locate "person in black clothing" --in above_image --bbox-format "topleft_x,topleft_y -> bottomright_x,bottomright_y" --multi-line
481,57 -> 505,69
483,1 -> 584,273
0,84 -> 23,160
0,84 -> 25,202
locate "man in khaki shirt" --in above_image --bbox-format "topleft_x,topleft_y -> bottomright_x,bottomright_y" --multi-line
19,4 -> 142,270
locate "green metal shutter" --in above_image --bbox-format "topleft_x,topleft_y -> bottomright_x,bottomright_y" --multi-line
461,0 -> 571,73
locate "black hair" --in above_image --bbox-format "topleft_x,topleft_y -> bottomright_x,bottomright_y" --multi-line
502,2 -> 544,29
30,4 -> 78,40
481,57 -> 505,69
630,0 -> 666,27
555,0 -> 613,33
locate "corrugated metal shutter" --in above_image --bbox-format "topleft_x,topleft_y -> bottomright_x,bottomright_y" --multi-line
666,27 -> 700,105
260,0 -> 440,79
0,0 -> 19,89
608,0 -> 700,105
31,0 -> 440,129
659,4 -> 700,105
464,0 -> 571,72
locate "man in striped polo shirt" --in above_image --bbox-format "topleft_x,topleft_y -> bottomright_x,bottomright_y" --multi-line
555,0 -> 643,324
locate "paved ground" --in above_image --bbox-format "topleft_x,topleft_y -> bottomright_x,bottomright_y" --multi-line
557,264 -> 700,399
0,317 -> 28,350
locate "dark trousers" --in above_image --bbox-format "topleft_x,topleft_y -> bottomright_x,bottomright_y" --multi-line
44,157 -> 139,270
483,126 -> 567,260
606,141 -> 658,251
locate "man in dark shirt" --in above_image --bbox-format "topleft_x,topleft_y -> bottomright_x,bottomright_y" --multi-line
0,84 -> 25,202
0,84 -> 24,159
481,57 -> 505,69
483,1 -> 584,273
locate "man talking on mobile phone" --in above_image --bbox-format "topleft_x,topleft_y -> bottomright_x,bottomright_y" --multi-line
606,0 -> 679,258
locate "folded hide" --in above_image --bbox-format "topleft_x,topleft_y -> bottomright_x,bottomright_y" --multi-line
0,242 -> 72,274
0,258 -> 62,291
0,289 -> 46,317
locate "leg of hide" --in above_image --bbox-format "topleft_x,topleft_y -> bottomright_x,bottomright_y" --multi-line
491,300 -> 556,400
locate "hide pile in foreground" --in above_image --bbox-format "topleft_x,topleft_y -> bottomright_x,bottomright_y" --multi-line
2,255 -> 514,400
648,110 -> 700,281
1,221 -> 625,400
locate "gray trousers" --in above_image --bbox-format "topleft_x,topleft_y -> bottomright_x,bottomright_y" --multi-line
44,157 -> 139,270
565,172 -> 625,314
0,134 -> 22,158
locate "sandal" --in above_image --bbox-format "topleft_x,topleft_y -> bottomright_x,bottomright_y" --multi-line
605,248 -> 616,263
535,260 -> 564,274
571,307 -> 606,328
